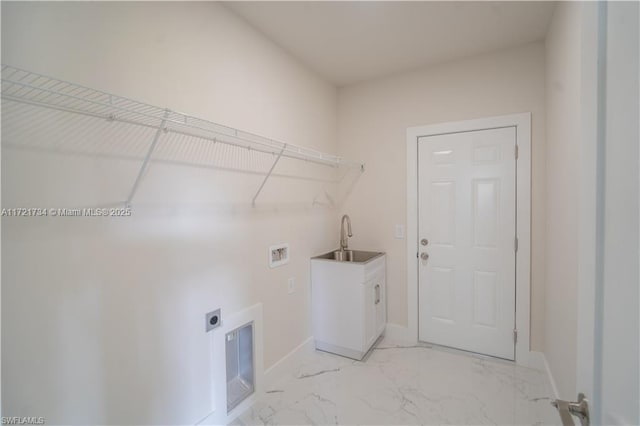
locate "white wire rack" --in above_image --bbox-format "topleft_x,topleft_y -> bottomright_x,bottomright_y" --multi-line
1,64 -> 364,206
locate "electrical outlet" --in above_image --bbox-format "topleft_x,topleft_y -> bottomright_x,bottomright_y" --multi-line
287,277 -> 295,294
205,309 -> 222,332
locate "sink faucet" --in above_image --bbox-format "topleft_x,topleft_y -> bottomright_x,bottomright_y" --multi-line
340,214 -> 353,250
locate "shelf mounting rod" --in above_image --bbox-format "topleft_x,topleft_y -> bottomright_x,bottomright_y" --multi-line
125,110 -> 169,207
252,144 -> 286,207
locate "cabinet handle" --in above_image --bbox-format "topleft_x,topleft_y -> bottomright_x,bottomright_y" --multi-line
375,284 -> 380,304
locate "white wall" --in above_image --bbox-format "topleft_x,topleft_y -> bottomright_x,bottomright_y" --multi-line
1,3 -> 340,424
336,42 -> 547,351
544,1 -> 581,399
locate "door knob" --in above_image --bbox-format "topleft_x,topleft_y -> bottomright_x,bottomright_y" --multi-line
420,252 -> 429,260
421,238 -> 429,246
551,393 -> 590,426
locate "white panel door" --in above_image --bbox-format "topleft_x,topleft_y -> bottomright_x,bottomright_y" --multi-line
418,127 -> 516,360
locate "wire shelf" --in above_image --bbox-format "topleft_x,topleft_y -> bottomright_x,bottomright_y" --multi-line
1,64 -> 364,206
0,65 -> 364,169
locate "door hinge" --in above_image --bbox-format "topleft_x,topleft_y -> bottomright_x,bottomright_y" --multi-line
514,237 -> 519,252
515,145 -> 519,160
513,329 -> 518,343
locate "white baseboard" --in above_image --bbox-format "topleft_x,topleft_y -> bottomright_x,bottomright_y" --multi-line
526,350 -> 546,371
542,353 -> 560,398
263,336 -> 314,389
384,323 -> 415,344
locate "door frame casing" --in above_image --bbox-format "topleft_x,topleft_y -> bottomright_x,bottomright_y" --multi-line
406,112 -> 532,365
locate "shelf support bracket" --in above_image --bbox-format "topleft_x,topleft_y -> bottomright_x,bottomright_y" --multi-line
252,144 -> 286,207
125,110 -> 169,207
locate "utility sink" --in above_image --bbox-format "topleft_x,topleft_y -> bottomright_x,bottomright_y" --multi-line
313,249 -> 383,264
311,249 -> 386,360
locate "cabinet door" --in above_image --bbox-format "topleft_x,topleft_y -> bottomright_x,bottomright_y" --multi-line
375,279 -> 386,336
363,280 -> 377,350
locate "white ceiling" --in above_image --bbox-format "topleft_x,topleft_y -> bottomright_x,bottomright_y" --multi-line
224,1 -> 556,86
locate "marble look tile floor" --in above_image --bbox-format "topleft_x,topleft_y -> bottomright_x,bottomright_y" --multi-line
232,337 -> 560,425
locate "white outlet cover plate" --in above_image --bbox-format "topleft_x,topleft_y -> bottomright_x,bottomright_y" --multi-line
269,243 -> 290,268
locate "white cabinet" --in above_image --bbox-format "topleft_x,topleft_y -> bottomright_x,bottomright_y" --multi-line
311,252 -> 386,360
